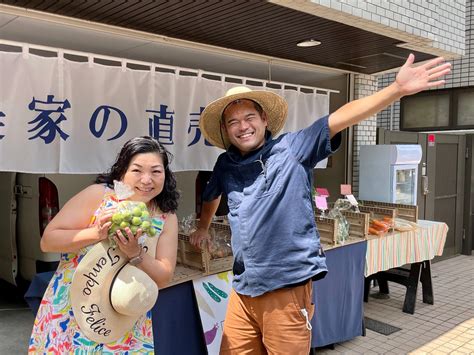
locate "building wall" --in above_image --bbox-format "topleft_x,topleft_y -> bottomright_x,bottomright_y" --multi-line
352,74 -> 378,196
353,0 -> 470,195
276,0 -> 465,57
439,0 -> 473,87
378,0 -> 473,131
377,73 -> 399,130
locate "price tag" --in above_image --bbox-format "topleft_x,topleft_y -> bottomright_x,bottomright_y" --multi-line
316,188 -> 330,197
346,194 -> 358,206
315,195 -> 328,210
340,184 -> 352,195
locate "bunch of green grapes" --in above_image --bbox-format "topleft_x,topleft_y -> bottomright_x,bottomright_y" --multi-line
108,201 -> 156,241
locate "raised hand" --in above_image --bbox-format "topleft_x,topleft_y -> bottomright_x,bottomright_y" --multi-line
95,207 -> 115,241
395,53 -> 451,97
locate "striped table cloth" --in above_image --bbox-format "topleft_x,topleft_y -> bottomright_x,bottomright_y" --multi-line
365,220 -> 448,277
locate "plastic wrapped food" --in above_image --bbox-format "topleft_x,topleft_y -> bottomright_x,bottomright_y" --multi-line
179,214 -> 197,235
328,199 -> 352,244
368,218 -> 392,236
178,214 -> 232,258
107,181 -> 156,246
208,227 -> 232,259
393,217 -> 418,232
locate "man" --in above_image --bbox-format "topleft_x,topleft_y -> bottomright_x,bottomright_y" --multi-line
190,54 -> 450,354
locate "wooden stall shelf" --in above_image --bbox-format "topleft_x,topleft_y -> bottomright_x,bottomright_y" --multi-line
359,200 -> 418,223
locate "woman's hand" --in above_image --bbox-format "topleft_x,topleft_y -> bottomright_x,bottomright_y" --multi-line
114,228 -> 143,259
95,207 -> 115,241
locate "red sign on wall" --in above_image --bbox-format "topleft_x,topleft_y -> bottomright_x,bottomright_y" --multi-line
428,134 -> 436,147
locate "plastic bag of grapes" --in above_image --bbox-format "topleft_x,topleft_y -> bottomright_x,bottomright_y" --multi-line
107,181 -> 157,246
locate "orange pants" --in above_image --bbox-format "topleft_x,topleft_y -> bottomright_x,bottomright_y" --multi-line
220,280 -> 314,355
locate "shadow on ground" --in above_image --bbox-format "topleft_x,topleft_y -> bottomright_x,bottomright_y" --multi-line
0,279 -> 34,353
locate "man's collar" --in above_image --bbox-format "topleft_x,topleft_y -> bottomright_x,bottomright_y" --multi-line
227,130 -> 272,162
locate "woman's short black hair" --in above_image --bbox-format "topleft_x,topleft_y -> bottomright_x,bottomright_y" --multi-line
96,136 -> 180,213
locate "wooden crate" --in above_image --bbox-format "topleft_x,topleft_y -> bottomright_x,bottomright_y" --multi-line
340,210 -> 370,238
358,205 -> 397,224
316,204 -> 370,239
206,254 -> 233,275
359,200 -> 418,222
177,233 -> 205,271
167,264 -> 203,287
314,216 -> 338,245
177,222 -> 233,275
212,216 -> 229,224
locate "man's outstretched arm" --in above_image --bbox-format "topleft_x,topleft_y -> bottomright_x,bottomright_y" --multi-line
328,54 -> 451,138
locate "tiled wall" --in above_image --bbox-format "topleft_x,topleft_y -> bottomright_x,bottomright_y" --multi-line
433,0 -> 473,88
352,74 -> 378,196
378,0 -> 473,131
377,73 -> 399,130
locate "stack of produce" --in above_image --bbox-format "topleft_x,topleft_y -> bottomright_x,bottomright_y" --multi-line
368,217 -> 393,236
108,201 -> 156,245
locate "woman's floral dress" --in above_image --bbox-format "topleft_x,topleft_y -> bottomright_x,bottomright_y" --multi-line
28,188 -> 167,354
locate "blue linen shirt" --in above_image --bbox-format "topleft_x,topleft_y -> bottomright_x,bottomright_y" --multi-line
203,115 -> 341,297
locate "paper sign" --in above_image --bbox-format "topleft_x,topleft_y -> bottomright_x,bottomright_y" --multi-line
316,188 -> 330,197
315,195 -> 328,210
193,271 -> 233,354
340,184 -> 352,195
346,194 -> 358,206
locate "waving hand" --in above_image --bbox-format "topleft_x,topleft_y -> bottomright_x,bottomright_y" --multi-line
395,54 -> 451,96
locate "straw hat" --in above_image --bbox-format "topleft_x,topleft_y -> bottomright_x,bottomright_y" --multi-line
70,237 -> 158,344
200,86 -> 288,149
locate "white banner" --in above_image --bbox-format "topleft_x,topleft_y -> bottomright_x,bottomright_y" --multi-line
0,51 -> 329,173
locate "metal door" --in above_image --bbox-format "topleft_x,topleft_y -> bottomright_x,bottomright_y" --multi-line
462,135 -> 474,255
378,129 -> 465,257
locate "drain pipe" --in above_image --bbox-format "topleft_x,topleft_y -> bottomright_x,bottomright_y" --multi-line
346,73 -> 355,184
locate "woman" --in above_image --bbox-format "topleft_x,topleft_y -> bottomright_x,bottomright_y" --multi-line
29,136 -> 179,353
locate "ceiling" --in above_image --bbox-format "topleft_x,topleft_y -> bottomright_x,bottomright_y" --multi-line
0,1 -> 436,86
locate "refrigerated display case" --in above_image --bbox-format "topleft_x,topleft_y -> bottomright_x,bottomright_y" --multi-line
359,145 -> 422,205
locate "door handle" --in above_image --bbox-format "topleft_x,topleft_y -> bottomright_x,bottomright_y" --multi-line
422,175 -> 429,195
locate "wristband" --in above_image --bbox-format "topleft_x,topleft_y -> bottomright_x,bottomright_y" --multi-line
129,246 -> 144,266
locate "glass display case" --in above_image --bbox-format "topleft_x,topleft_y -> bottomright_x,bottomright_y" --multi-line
359,145 -> 422,205
394,166 -> 417,204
